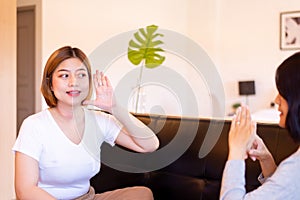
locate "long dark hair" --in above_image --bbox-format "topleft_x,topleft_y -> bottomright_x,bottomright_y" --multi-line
276,51 -> 300,144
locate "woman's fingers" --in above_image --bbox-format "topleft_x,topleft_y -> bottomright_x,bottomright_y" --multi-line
239,106 -> 250,126
230,116 -> 237,132
235,106 -> 252,128
235,107 -> 242,126
105,75 -> 112,87
100,71 -> 107,86
92,70 -> 104,88
93,70 -> 111,87
228,105 -> 260,161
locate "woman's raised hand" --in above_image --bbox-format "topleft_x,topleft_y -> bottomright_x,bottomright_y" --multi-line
228,106 -> 257,160
83,70 -> 114,113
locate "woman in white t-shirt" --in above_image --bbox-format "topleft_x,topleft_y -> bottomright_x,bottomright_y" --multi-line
13,46 -> 159,200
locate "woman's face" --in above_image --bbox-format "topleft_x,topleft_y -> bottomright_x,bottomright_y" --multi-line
51,58 -> 89,108
274,93 -> 289,128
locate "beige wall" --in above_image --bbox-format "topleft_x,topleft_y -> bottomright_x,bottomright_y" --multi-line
40,0 -> 300,116
0,0 -> 16,199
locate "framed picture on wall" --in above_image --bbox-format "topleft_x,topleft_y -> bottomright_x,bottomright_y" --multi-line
280,11 -> 300,50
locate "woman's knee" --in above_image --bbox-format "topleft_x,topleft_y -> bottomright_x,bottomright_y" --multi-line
130,186 -> 154,200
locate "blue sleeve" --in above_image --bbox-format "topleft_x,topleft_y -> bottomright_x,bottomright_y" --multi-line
220,150 -> 300,200
220,160 -> 246,200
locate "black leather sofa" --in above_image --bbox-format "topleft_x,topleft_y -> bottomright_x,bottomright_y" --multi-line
90,114 -> 298,200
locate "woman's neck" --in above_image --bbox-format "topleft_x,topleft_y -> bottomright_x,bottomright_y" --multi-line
52,103 -> 83,120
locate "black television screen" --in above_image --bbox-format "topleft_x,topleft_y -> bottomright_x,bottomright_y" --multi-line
238,81 -> 255,95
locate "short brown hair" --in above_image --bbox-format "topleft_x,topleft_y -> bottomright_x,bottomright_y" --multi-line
41,46 -> 93,107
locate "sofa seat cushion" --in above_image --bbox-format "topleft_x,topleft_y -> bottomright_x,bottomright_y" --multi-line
148,171 -> 209,200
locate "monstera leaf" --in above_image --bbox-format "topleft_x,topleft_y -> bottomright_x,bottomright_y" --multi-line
128,25 -> 165,68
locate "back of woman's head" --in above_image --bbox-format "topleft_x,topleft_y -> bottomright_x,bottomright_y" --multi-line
276,51 -> 300,143
41,46 -> 93,107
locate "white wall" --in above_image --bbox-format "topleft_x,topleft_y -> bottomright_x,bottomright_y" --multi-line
188,0 -> 300,115
42,0 -> 189,56
41,0 -> 300,117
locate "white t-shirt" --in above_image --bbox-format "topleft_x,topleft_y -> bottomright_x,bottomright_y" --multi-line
13,108 -> 122,200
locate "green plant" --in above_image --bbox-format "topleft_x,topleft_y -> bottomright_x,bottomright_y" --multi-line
127,25 -> 166,112
128,24 -> 165,68
232,102 -> 241,109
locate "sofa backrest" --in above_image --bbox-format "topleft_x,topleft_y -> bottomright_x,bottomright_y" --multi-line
135,114 -> 298,189
91,113 -> 299,197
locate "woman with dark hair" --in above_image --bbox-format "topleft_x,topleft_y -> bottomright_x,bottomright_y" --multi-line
220,52 -> 300,199
13,46 -> 159,200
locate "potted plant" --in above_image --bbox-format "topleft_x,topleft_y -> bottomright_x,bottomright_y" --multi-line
127,24 -> 166,113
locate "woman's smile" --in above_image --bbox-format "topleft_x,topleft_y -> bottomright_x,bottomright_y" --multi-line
66,90 -> 81,97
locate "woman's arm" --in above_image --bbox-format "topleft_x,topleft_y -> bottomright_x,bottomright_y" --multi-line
15,152 -> 56,200
112,105 -> 159,153
83,70 -> 159,153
